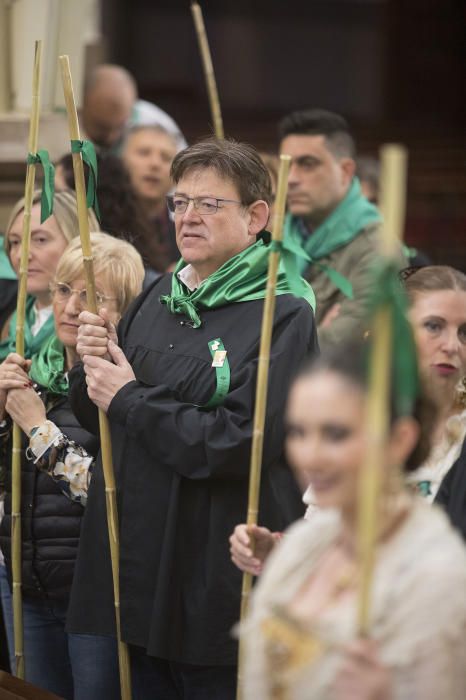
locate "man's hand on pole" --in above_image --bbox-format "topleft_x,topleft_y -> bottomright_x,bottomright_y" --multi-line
83,340 -> 136,413
77,309 -> 118,360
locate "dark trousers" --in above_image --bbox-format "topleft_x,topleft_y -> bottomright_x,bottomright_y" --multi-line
130,646 -> 237,700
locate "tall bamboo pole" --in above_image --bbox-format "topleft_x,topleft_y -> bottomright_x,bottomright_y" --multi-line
11,39 -> 42,680
357,144 -> 408,635
59,55 -> 132,700
191,2 -> 224,139
236,155 -> 291,700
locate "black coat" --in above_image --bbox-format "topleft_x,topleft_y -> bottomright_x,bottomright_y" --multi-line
67,274 -> 318,665
0,390 -> 99,600
435,436 -> 466,540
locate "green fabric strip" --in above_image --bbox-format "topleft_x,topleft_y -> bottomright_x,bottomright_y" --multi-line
366,260 -> 419,416
160,236 -> 316,329
0,296 -> 55,361
283,177 -> 381,298
202,338 -> 230,409
30,334 -> 68,396
0,236 -> 16,281
26,150 -> 55,223
70,139 -> 101,221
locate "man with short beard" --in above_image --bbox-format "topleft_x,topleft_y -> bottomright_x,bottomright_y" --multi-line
279,109 -> 405,348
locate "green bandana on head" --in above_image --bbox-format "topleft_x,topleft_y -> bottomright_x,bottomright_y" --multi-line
30,334 -> 68,396
283,177 -> 382,298
160,235 -> 316,328
0,296 -> 55,362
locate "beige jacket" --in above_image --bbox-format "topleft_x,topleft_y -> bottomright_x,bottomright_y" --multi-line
306,222 -> 406,349
243,500 -> 466,699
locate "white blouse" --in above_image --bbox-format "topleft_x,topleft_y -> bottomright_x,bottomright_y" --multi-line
243,500 -> 466,699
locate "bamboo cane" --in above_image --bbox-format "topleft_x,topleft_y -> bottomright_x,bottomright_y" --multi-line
236,155 -> 291,700
58,55 -> 132,700
191,2 -> 224,139
11,39 -> 42,680
357,144 -> 408,635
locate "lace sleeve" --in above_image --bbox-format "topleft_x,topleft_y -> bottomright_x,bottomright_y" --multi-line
27,419 -> 93,506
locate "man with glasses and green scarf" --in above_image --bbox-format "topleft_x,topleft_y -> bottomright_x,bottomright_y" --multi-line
280,108 -> 406,349
67,138 -> 318,699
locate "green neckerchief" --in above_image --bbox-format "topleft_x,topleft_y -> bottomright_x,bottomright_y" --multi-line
0,236 -> 16,281
160,235 -> 316,328
283,177 -> 382,298
0,296 -> 55,361
30,334 -> 68,396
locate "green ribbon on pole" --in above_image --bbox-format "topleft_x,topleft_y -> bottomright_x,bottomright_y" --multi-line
26,149 -> 55,223
366,259 -> 419,416
70,139 -> 101,221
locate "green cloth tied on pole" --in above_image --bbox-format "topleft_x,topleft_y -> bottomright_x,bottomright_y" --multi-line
160,235 -> 315,329
365,259 -> 419,416
26,150 -> 55,223
283,177 -> 381,300
70,139 -> 101,221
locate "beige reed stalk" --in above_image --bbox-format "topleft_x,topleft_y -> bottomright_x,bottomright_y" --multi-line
236,155 -> 291,700
59,55 -> 132,700
357,144 -> 408,635
191,2 -> 224,139
11,39 -> 42,680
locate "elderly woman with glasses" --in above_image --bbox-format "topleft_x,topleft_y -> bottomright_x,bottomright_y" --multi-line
0,232 -> 144,700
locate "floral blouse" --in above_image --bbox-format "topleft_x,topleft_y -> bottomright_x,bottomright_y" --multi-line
1,417 -> 93,506
27,419 -> 92,505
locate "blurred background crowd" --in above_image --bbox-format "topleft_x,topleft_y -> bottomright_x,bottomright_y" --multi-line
0,0 -> 464,269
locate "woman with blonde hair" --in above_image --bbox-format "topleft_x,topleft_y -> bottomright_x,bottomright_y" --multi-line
0,232 -> 144,699
0,189 -> 100,359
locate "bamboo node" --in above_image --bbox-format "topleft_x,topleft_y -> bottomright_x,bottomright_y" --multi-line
12,582 -> 22,589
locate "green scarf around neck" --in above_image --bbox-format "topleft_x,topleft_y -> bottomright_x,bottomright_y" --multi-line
160,235 -> 316,328
0,296 -> 55,362
283,177 -> 382,298
29,334 -> 68,396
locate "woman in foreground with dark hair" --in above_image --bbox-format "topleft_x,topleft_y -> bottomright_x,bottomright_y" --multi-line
240,346 -> 466,699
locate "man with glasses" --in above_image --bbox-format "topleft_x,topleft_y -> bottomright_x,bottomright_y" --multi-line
66,139 -> 318,698
279,108 -> 406,348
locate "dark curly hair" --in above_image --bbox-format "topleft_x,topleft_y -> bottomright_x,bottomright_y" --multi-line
297,342 -> 436,472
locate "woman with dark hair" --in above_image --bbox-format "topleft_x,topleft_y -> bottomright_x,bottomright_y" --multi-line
240,345 -> 466,699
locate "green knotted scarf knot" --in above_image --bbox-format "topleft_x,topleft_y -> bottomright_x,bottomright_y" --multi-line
29,334 -> 68,396
70,139 -> 101,221
160,235 -> 316,328
162,292 -> 202,328
26,149 -> 55,223
284,177 -> 381,300
365,259 -> 419,416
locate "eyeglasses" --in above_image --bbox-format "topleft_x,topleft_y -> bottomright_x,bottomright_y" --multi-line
51,282 -> 117,307
166,195 -> 243,215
